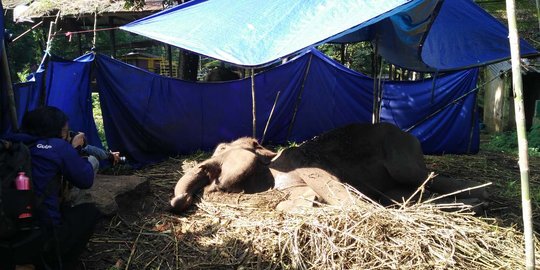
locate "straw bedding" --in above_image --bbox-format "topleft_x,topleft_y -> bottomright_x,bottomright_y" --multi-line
81,150 -> 540,269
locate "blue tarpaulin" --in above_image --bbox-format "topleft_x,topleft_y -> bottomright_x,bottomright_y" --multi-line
1,54 -> 103,149
121,0 -> 429,67
95,49 -> 479,165
121,0 -> 537,71
2,49 -> 479,165
45,54 -> 103,148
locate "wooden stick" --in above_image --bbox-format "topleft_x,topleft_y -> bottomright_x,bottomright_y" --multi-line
251,69 -> 256,138
125,227 -> 143,270
506,0 -> 535,267
424,182 -> 492,204
286,54 -> 313,141
261,91 -> 281,144
0,43 -> 18,130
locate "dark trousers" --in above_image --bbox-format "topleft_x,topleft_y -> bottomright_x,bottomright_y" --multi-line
0,203 -> 101,270
42,203 -> 102,270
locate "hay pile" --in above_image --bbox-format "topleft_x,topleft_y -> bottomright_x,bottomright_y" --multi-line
80,155 -> 540,270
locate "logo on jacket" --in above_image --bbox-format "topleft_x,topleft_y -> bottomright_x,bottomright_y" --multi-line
36,144 -> 52,149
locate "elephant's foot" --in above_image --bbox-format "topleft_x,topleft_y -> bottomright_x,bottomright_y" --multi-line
429,175 -> 489,200
276,186 -> 320,213
170,193 -> 194,213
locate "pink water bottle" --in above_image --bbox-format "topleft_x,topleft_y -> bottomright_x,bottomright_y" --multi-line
15,172 -> 32,220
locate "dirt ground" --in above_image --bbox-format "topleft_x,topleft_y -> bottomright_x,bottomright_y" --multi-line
78,145 -> 540,269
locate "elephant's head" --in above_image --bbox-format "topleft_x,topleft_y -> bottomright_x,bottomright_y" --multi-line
212,137 -> 277,164
171,138 -> 276,213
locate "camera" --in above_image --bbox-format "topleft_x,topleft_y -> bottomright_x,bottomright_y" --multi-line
69,130 -> 87,147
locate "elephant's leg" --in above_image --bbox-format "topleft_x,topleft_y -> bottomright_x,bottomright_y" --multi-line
294,167 -> 355,207
428,175 -> 489,200
382,130 -> 429,186
276,186 -> 320,213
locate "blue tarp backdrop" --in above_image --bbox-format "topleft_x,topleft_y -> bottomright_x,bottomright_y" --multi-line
1,55 -> 103,149
95,49 -> 479,165
1,50 -> 479,166
45,54 -> 103,149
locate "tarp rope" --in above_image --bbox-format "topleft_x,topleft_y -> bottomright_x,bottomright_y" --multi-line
286,54 -> 313,141
405,69 -> 511,133
61,27 -> 119,42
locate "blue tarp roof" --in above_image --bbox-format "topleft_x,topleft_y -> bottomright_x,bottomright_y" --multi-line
121,0 -> 538,71
121,0 -> 429,67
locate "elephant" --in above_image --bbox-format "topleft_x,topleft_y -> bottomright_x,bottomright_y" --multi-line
203,66 -> 241,81
171,122 -> 488,213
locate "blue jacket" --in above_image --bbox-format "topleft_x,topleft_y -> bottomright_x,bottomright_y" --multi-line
4,133 -> 95,225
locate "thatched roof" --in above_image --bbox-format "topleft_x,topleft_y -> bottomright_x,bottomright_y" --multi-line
5,0 -> 163,20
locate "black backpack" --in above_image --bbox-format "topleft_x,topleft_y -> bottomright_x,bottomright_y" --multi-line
0,139 -> 34,240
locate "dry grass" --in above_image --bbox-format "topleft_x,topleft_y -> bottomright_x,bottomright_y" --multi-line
81,150 -> 540,269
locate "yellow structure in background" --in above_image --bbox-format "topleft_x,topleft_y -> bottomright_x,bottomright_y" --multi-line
119,52 -> 178,78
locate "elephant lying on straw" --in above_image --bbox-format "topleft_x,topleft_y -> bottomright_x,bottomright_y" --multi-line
171,122 -> 488,213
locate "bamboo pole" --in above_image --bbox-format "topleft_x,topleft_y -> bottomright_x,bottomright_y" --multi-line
12,21 -> 43,43
92,12 -> 97,50
261,91 -> 280,144
286,54 -> 313,141
371,41 -> 378,124
251,69 -> 256,138
505,0 -> 535,268
536,0 -> 540,32
1,42 -> 18,130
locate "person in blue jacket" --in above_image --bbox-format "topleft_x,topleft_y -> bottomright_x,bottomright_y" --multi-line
3,106 -> 102,269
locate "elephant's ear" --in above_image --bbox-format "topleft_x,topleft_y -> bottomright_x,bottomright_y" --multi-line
200,161 -> 221,181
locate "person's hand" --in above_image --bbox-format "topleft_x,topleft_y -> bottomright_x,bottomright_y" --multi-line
110,151 -> 121,165
71,132 -> 86,148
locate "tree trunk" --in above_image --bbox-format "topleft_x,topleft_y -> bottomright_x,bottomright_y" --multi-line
177,0 -> 199,81
179,49 -> 199,81
505,0 -> 535,268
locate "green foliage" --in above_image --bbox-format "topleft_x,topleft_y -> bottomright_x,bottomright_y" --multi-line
485,123 -> 540,157
317,42 -> 374,75
92,93 -> 107,148
16,67 -> 32,82
5,18 -> 44,83
497,179 -> 540,203
272,141 -> 299,153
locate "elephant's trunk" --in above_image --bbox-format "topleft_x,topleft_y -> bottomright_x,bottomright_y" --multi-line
170,165 -> 212,213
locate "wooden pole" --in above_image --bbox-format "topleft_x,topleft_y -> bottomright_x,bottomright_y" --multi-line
77,33 -> 83,56
109,17 -> 117,58
371,41 -> 379,124
287,54 -> 313,141
92,12 -> 97,50
1,42 -> 18,130
261,91 -> 281,144
340,44 -> 345,64
506,0 -> 535,268
251,69 -> 256,138
167,45 -> 173,77
536,0 -> 540,32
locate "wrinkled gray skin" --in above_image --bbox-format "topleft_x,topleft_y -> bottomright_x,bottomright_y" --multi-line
171,123 -> 488,213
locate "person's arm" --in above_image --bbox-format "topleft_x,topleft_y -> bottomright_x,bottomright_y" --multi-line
82,144 -> 109,160
58,141 -> 95,189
